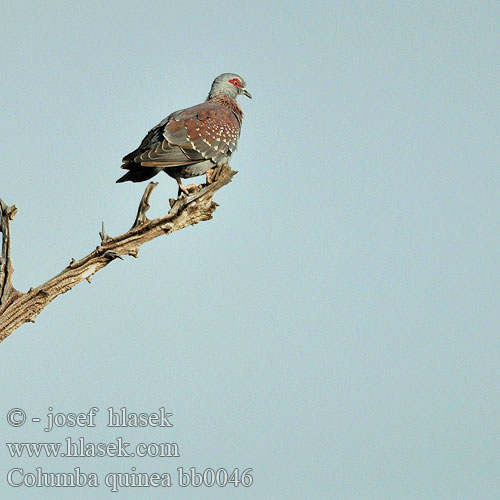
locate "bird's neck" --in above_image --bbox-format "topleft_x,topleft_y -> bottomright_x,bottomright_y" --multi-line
207,95 -> 243,121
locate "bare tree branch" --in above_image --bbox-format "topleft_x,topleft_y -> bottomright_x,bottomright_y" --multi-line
0,165 -> 237,343
0,200 -> 22,310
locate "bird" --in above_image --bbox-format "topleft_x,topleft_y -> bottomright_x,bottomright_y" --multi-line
117,73 -> 251,195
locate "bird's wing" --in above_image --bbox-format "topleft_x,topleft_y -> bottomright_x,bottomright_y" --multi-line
164,103 -> 241,164
121,116 -> 200,167
121,103 -> 240,168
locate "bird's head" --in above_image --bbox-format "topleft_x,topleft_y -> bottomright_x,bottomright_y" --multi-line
208,73 -> 252,100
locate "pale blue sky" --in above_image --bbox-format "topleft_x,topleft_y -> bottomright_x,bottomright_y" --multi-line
1,1 -> 500,499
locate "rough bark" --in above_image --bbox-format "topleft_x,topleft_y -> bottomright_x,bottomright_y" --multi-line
0,165 -> 236,343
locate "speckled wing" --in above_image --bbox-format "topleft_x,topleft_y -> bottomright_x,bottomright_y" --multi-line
163,102 -> 241,165
120,102 -> 241,180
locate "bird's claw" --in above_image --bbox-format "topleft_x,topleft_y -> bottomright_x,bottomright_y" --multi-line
178,183 -> 198,197
205,169 -> 215,184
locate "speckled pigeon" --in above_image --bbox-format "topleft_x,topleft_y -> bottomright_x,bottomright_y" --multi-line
117,73 -> 251,194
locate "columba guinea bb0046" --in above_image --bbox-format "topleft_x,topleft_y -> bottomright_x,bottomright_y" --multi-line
117,73 -> 251,194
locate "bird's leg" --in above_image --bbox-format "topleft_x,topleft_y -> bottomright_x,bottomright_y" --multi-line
176,176 -> 196,196
205,168 -> 215,184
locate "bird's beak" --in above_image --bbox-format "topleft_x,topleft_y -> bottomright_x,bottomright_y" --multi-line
241,88 -> 252,99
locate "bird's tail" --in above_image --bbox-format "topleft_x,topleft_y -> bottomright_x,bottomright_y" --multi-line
116,165 -> 162,183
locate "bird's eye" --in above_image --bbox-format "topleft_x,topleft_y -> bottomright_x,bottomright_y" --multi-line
229,78 -> 241,87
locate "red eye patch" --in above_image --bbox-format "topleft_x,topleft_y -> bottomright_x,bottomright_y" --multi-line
228,78 -> 242,88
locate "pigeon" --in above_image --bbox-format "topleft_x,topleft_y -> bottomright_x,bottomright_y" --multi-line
117,73 -> 251,194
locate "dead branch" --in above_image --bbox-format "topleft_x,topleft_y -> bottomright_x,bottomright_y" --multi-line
0,200 -> 21,309
0,165 -> 237,343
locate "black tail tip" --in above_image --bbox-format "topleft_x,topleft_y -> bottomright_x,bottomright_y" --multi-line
116,171 -> 135,183
116,166 -> 162,183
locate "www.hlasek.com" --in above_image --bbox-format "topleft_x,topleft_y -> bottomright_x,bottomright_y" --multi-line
7,437 -> 180,458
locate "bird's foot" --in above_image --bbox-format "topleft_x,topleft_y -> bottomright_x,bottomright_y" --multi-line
205,169 -> 215,184
177,183 -> 198,197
